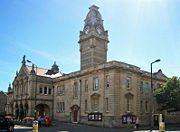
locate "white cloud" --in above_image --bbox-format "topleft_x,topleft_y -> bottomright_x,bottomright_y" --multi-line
7,38 -> 56,61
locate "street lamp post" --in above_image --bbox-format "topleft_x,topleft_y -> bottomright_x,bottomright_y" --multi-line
27,59 -> 37,120
150,59 -> 160,131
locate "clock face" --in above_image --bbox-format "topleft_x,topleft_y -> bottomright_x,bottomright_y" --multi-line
84,26 -> 90,34
96,27 -> 102,34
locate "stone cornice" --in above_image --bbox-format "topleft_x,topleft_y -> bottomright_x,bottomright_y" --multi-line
78,33 -> 109,43
53,61 -> 167,82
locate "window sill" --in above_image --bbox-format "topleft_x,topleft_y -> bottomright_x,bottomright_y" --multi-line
57,93 -> 65,96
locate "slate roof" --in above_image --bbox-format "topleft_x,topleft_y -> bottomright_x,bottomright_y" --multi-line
26,65 -> 63,78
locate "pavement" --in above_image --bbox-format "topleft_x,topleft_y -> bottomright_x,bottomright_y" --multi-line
11,122 -> 180,132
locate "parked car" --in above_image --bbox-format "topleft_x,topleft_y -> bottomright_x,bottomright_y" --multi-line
0,115 -> 14,132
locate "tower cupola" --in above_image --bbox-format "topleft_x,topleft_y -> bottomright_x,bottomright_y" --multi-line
51,61 -> 59,74
85,5 -> 103,26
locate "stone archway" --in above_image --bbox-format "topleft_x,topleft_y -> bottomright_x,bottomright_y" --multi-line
36,104 -> 50,118
71,105 -> 80,123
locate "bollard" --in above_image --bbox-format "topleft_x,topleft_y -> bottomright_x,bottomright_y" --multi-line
159,114 -> 163,123
159,122 -> 165,132
33,120 -> 38,132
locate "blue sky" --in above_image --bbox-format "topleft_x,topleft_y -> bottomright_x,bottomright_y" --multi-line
0,0 -> 180,92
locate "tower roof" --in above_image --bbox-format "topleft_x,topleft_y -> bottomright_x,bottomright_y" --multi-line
84,5 -> 103,26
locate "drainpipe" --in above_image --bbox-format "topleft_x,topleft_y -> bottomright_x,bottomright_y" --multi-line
103,64 -> 106,127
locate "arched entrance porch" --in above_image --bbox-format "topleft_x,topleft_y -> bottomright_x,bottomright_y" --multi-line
71,105 -> 80,123
36,104 -> 50,118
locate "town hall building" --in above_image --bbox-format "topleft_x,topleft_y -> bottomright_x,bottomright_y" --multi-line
6,5 -> 180,127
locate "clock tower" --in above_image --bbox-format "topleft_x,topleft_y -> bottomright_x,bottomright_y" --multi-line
79,5 -> 109,70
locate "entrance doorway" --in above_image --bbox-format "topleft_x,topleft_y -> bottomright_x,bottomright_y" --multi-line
36,104 -> 50,118
73,110 -> 78,122
71,105 -> 79,123
154,115 -> 159,126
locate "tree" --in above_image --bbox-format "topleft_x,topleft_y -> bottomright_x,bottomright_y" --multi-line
156,76 -> 180,112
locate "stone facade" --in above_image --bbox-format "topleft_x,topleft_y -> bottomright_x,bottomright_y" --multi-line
6,5 -> 180,127
53,61 -> 170,127
7,60 -> 61,120
0,91 -> 7,115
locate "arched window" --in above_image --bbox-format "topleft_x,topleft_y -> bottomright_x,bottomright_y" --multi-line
93,78 -> 99,90
74,82 -> 78,98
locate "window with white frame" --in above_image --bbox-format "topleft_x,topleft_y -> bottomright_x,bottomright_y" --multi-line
127,98 -> 130,111
94,78 -> 99,90
106,75 -> 110,88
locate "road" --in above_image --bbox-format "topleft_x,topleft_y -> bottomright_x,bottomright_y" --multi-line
3,122 -> 180,132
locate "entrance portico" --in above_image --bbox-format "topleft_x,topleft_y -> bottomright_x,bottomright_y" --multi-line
71,105 -> 80,123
